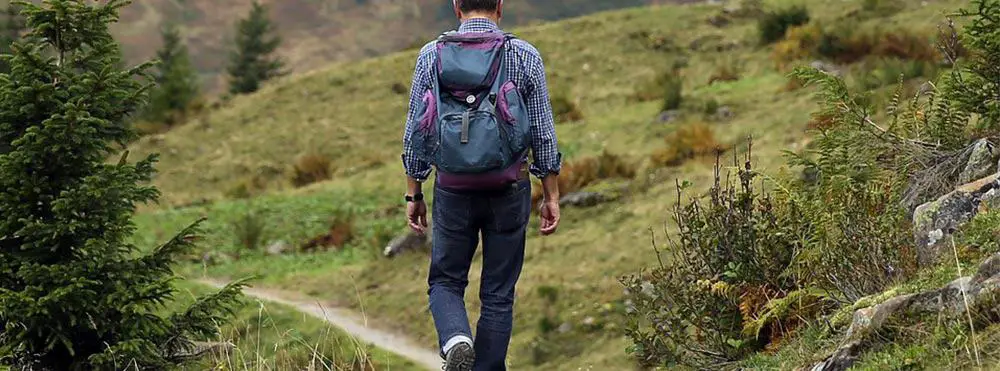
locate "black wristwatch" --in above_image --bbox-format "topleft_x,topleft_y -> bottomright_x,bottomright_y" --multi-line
405,193 -> 424,203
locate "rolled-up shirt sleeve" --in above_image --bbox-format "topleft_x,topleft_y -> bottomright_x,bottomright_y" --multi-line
522,50 -> 562,179
401,45 -> 434,181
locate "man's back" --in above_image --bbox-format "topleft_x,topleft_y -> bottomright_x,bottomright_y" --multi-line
402,18 -> 561,183
399,3 -> 562,371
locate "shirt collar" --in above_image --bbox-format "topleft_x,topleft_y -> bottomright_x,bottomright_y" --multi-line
458,18 -> 500,33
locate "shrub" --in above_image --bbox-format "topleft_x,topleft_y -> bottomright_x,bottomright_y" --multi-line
661,71 -> 683,111
550,92 -> 583,123
633,62 -> 685,104
290,152 -> 333,187
233,208 -> 268,251
708,60 -> 741,85
0,1 -> 243,369
771,23 -> 824,69
650,123 -> 722,167
623,152 -> 808,368
301,214 -> 355,252
818,26 -> 938,64
758,6 -> 810,45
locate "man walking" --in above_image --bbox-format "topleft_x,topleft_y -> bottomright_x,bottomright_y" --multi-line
400,1 -> 561,370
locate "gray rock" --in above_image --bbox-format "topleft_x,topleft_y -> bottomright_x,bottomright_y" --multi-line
810,60 -> 843,77
810,341 -> 864,371
973,253 -> 1000,285
560,192 -> 608,208
912,173 -> 1000,266
557,322 -> 573,334
713,105 -> 735,120
656,110 -> 682,124
845,294 -> 915,340
383,230 -> 430,258
811,253 -> 1000,371
958,139 -> 998,184
266,240 -> 291,256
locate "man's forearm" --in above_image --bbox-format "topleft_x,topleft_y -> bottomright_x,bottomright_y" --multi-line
407,177 -> 423,196
541,174 -> 559,202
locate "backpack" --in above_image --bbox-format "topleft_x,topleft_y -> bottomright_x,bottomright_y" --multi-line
409,30 -> 531,190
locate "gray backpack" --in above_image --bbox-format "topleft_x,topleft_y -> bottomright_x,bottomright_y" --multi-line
409,30 -> 531,189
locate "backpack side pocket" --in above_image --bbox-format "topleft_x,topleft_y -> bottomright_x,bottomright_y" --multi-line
497,81 -> 529,156
411,89 -> 439,162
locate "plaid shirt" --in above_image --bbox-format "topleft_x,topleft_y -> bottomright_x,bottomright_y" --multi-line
401,18 -> 561,181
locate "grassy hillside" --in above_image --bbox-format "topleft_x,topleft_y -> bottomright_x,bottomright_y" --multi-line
100,0 -> 657,93
128,0 -> 970,369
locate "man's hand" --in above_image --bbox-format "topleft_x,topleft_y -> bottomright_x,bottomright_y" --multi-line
407,200 -> 428,235
539,200 -> 560,236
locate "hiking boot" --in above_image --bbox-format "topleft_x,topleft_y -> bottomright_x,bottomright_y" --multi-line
443,342 -> 474,371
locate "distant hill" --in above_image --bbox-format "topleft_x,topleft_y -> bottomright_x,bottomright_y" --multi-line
106,0 -> 660,93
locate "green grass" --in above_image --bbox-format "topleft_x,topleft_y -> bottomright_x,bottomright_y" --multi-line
128,0 -> 972,369
168,280 -> 420,370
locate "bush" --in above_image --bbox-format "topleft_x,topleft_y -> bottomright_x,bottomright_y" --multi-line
661,72 -> 683,111
771,24 -> 824,69
290,152 -> 333,187
650,123 -> 722,167
818,26 -> 938,64
301,214 -> 355,252
623,153 -> 809,368
233,208 -> 268,251
708,60 -> 741,85
550,92 -> 583,123
758,6 -> 810,45
633,62 -> 685,105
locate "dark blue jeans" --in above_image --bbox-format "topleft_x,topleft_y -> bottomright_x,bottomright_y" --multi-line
428,180 -> 531,371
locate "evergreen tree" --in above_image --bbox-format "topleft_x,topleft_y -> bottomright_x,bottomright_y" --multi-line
0,3 -> 25,74
146,23 -> 200,125
227,1 -> 284,95
0,1 -> 244,369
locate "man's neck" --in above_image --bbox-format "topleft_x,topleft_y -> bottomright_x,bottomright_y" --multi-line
460,13 -> 499,24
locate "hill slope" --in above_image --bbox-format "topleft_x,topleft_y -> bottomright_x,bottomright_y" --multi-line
128,0 -> 970,369
106,0 -> 658,93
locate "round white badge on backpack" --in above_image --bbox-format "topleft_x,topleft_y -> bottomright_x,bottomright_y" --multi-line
466,95 -> 476,104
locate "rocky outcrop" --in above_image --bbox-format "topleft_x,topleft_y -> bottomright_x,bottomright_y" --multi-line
809,253 -> 1000,371
958,139 -> 998,184
912,173 -> 1000,266
383,230 -> 430,258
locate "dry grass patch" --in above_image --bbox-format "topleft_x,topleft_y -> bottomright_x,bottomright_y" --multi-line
290,152 -> 333,188
650,122 -> 723,167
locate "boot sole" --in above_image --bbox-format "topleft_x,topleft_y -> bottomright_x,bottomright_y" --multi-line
444,343 -> 475,371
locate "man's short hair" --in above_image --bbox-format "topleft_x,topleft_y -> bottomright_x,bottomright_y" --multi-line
456,0 -> 500,13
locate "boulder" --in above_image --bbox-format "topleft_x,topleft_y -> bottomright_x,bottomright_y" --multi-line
713,105 -> 735,121
809,341 -> 864,371
809,253 -> 1000,370
809,60 -> 843,78
265,240 -> 291,256
383,230 -> 430,258
656,109 -> 682,124
912,173 -> 1000,266
560,192 -> 608,208
958,139 -> 998,184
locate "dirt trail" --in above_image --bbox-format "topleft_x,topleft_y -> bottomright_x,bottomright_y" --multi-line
198,279 -> 441,370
